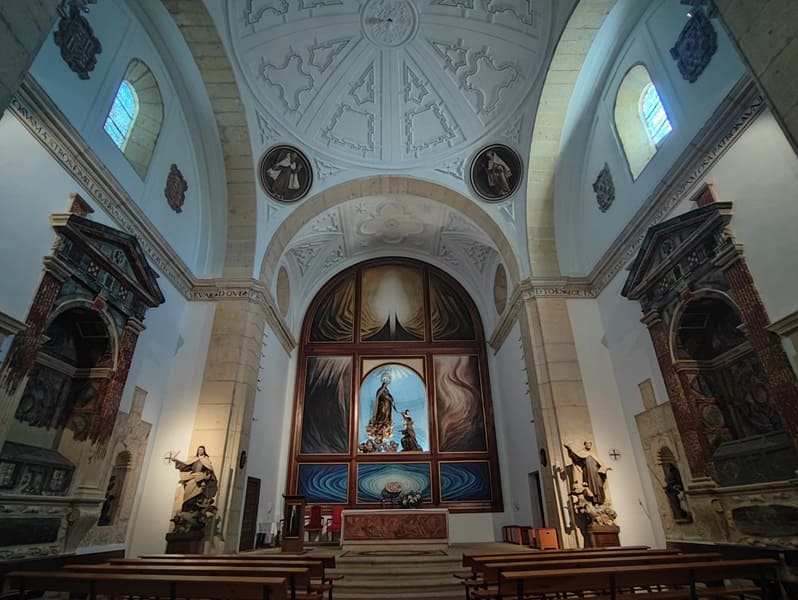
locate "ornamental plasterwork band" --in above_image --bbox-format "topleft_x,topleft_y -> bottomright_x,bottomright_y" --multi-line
9,75 -> 295,353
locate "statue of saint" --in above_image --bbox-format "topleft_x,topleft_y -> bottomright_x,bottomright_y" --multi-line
171,445 -> 217,513
367,372 -> 397,444
400,409 -> 422,451
564,440 -> 609,505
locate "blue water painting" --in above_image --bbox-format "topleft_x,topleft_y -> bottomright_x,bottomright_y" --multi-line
297,463 -> 349,503
357,463 -> 431,503
440,462 -> 492,502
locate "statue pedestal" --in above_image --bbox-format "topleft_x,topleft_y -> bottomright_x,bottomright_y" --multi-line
165,530 -> 204,553
587,524 -> 620,548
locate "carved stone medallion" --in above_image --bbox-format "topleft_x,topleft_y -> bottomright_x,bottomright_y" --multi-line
164,164 -> 187,214
593,163 -> 615,213
361,0 -> 419,48
53,5 -> 102,80
469,144 -> 522,202
670,11 -> 717,83
259,145 -> 313,203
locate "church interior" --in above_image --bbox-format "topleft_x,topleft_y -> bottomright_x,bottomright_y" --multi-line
1,0 -> 798,596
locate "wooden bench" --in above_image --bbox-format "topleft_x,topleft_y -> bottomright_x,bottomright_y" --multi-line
6,570 -> 289,600
463,547 -> 674,569
465,552 -> 719,599
66,563 -> 317,600
494,558 -> 780,600
112,556 -> 340,600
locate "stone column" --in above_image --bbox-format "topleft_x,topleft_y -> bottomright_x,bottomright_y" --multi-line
714,0 -> 798,156
0,256 -> 70,445
0,1 -> 60,118
517,294 -> 602,548
641,311 -> 715,481
184,299 -> 267,552
722,257 -> 798,448
87,318 -> 145,446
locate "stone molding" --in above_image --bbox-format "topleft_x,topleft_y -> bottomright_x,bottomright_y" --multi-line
768,311 -> 798,338
190,278 -> 296,352
0,312 -> 27,337
8,75 -> 295,353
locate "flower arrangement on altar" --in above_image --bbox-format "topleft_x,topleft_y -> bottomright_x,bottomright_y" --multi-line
400,490 -> 423,509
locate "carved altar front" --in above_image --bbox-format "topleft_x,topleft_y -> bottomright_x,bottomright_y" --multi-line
341,508 -> 449,549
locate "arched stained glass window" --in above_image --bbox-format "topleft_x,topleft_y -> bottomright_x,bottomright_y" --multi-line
104,81 -> 138,149
640,83 -> 672,145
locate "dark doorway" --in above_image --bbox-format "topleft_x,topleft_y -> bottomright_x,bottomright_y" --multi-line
239,476 -> 260,551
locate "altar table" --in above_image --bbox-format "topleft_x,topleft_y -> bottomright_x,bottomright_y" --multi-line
340,508 -> 449,550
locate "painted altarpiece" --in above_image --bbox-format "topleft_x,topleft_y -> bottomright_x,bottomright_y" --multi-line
288,259 -> 502,512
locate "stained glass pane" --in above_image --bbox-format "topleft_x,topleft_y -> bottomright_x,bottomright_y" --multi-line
641,83 -> 672,145
103,81 -> 138,149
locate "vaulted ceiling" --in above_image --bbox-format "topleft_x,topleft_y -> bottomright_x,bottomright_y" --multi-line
203,0 -> 576,323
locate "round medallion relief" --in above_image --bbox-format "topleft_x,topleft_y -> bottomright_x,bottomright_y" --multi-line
361,0 -> 419,48
470,144 -> 523,202
258,145 -> 313,203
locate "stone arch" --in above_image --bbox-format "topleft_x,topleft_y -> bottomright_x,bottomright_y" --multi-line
258,176 -> 523,289
526,0 -> 617,277
162,0 -> 257,279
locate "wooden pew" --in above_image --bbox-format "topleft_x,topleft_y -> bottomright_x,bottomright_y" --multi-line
6,570 -> 289,600
111,556 -> 338,600
65,563 -> 317,600
465,552 -> 716,599
495,559 -> 780,600
139,552 -> 337,569
463,547 -> 675,569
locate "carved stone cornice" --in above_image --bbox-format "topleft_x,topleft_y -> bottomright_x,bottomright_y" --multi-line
489,276 -> 595,350
9,75 -> 194,296
190,279 -> 296,352
0,312 -> 27,337
768,311 -> 798,337
587,75 -> 765,294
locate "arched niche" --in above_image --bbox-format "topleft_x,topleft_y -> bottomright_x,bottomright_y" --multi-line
287,258 -> 503,513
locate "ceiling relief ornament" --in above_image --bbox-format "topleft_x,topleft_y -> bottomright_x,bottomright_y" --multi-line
502,116 -> 523,144
670,9 -> 717,84
258,145 -> 313,203
361,0 -> 419,48
593,162 -> 615,213
357,202 -> 424,244
227,0 -> 552,167
53,1 -> 102,80
469,144 -> 522,202
314,157 -> 343,181
260,51 -> 314,112
435,157 -> 465,181
255,110 -> 280,145
164,164 -> 188,214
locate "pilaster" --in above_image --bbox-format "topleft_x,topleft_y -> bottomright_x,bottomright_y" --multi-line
184,299 -> 268,552
517,294 -> 603,548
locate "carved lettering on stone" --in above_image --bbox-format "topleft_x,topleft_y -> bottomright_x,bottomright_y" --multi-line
164,164 -> 187,214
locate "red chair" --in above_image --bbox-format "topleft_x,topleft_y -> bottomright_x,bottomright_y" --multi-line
305,505 -> 323,542
326,506 -> 343,542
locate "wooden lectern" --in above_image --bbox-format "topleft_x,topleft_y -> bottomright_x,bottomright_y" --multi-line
280,495 -> 305,553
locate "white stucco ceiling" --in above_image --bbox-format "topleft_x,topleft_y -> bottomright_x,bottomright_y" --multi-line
225,0 -> 554,169
280,194 -> 504,332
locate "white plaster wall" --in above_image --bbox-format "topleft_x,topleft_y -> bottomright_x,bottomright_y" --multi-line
26,0 -> 224,275
568,297 -> 663,548
0,113 -> 115,321
485,321 -> 541,541
700,110 -> 798,322
127,299 -> 216,556
245,323 -> 295,534
555,0 -> 746,276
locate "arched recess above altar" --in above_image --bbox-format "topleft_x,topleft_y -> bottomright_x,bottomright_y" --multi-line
286,258 -> 503,514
